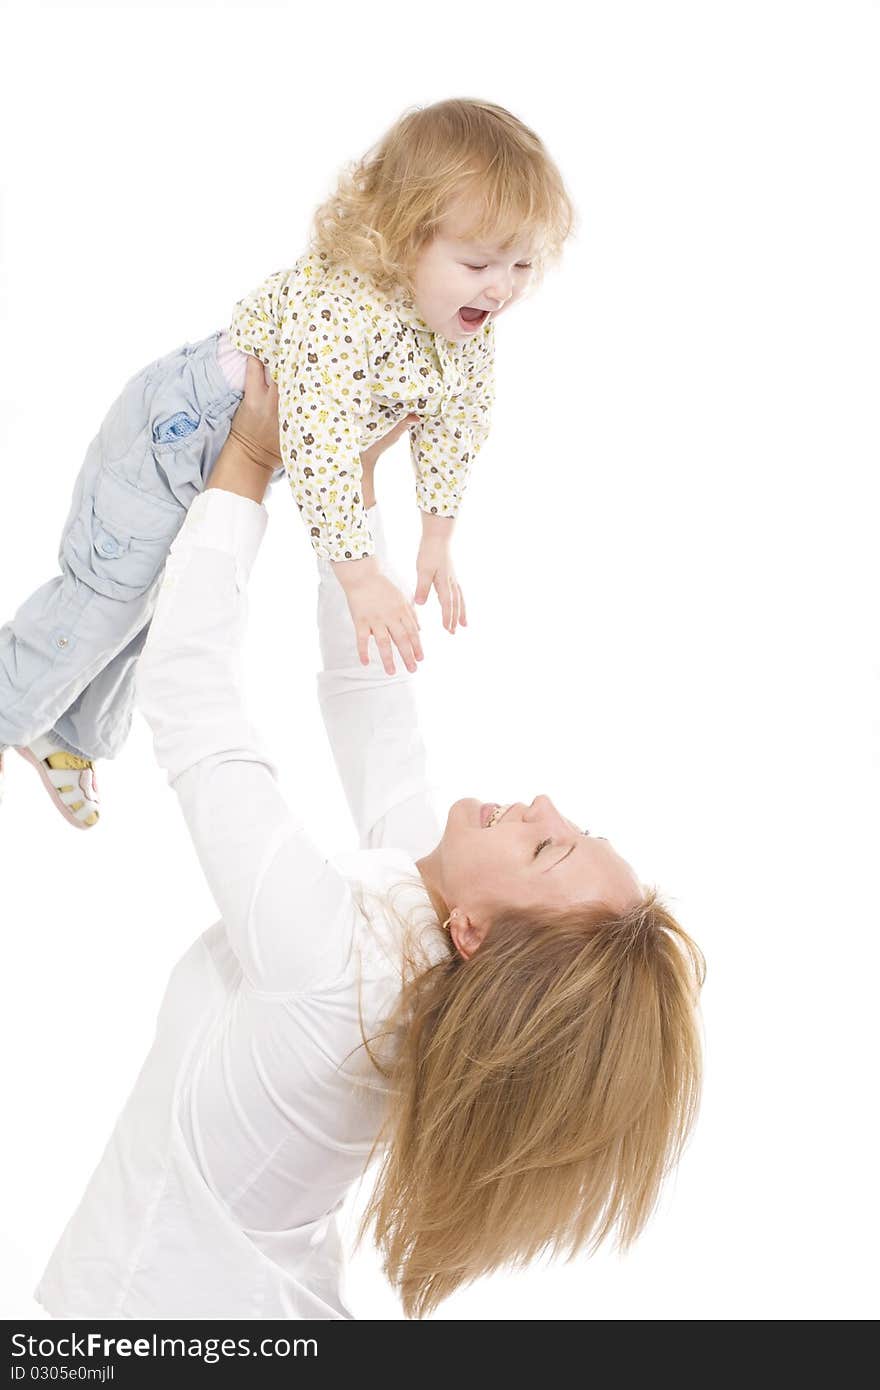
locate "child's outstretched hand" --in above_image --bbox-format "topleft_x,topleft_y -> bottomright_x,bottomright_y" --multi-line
415,515 -> 466,634
335,564 -> 423,675
330,410 -> 423,677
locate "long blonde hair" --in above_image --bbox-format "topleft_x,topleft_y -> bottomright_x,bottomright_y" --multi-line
351,886 -> 705,1319
310,97 -> 577,300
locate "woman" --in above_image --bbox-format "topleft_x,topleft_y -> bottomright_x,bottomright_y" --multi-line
35,360 -> 705,1322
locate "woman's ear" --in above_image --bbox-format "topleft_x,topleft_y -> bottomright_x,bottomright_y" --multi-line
450,911 -> 489,961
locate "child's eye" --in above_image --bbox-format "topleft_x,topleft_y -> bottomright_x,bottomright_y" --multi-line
464,264 -> 533,271
534,838 -> 552,858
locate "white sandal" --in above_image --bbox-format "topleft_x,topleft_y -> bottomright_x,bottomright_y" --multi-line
15,734 -> 101,829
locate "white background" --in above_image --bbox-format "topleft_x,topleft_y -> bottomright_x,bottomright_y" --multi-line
1,0 -> 878,1321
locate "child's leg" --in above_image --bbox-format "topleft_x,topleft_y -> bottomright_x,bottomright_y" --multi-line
0,333 -> 282,775
46,621 -> 150,761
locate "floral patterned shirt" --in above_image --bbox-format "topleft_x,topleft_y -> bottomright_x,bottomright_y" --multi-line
227,250 -> 495,562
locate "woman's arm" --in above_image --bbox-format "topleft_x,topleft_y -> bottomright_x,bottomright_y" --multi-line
205,357 -> 278,505
315,422 -> 443,859
135,361 -> 359,994
216,370 -> 439,857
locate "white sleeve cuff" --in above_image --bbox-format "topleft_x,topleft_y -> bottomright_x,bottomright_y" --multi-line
170,487 -> 269,583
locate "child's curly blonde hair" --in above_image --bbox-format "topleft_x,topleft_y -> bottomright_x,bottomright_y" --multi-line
310,97 -> 577,302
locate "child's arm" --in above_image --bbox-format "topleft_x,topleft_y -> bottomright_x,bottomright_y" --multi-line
230,280 -> 423,675
408,319 -> 495,629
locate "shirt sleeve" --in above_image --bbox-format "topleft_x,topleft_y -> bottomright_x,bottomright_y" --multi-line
134,487 -> 359,996
410,319 -> 496,517
315,504 -> 442,857
237,280 -> 378,564
227,268 -> 289,383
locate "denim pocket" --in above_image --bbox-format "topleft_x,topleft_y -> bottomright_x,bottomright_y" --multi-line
61,467 -> 183,601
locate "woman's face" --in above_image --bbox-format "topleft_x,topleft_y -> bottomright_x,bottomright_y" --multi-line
429,795 -> 644,924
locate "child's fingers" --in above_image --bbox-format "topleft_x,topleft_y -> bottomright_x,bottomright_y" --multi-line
407,618 -> 424,663
356,620 -> 371,667
436,575 -> 456,633
401,607 -> 424,662
388,620 -> 420,673
375,628 -> 396,676
414,570 -> 433,606
449,582 -> 460,635
458,584 -> 468,627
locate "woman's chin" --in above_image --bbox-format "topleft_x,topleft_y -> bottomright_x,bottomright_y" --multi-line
448,797 -> 481,829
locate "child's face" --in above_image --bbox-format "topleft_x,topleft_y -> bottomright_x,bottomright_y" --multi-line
410,198 -> 537,343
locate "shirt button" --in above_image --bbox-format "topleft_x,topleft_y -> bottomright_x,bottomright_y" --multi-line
57,636 -> 69,648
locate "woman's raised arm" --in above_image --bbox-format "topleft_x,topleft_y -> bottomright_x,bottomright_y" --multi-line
135,361 -> 360,995
315,421 -> 443,860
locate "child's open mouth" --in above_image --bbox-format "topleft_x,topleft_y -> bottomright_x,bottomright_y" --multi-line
458,306 -> 489,331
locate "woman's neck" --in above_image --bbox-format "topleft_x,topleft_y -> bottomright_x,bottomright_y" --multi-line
415,846 -> 447,921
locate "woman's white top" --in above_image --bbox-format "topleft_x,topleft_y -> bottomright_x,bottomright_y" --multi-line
35,489 -> 447,1320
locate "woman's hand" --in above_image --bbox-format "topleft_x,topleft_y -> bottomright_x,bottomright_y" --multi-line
233,356 -> 282,457
207,357 -> 281,504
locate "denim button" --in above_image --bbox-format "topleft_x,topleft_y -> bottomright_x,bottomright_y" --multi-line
99,539 -> 117,556
57,636 -> 68,648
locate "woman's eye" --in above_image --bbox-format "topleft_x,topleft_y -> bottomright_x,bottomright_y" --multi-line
533,838 -> 552,858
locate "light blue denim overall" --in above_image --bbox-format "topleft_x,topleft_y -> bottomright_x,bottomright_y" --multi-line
0,332 -> 283,760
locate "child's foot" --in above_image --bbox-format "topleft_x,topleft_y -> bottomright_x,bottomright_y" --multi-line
15,734 -> 101,829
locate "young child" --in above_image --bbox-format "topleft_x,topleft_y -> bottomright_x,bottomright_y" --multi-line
0,98 -> 574,828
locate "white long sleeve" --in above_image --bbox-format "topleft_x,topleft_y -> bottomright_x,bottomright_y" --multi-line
315,504 -> 442,857
135,487 -> 440,997
135,487 -> 358,994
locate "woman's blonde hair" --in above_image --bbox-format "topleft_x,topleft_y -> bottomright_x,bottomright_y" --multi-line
351,885 -> 705,1320
310,97 -> 577,300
